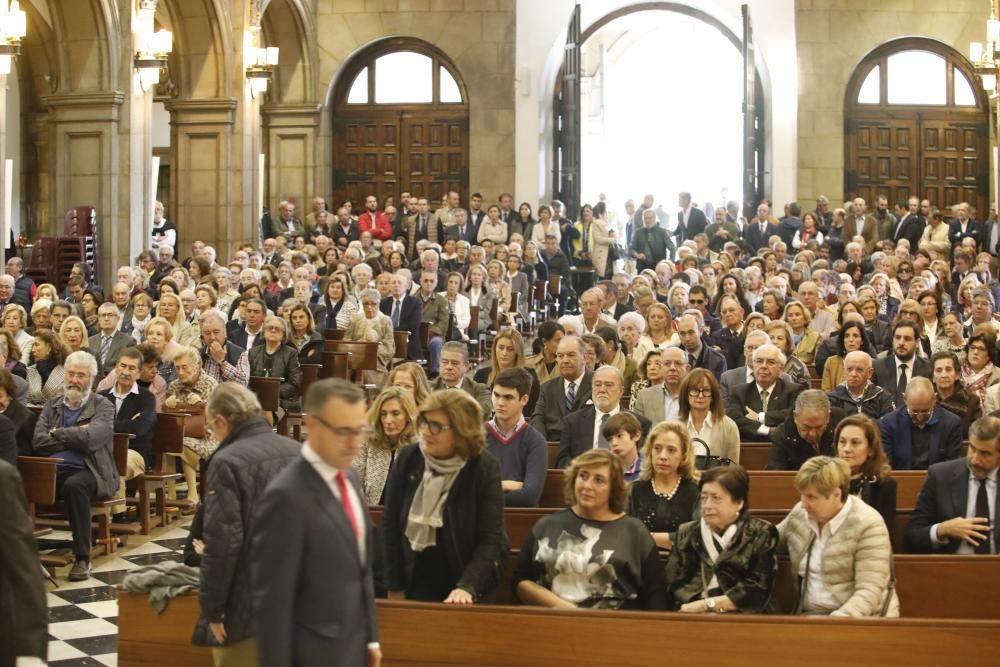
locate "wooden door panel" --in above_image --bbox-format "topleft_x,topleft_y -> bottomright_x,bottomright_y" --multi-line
334,114 -> 401,206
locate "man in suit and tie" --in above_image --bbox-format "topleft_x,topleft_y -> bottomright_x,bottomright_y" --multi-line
948,202 -> 983,249
710,295 -> 745,370
556,365 -> 650,468
89,303 -> 136,378
530,335 -> 593,441
726,343 -> 805,442
228,298 -> 267,351
430,342 -> 493,419
675,192 -> 708,245
873,320 -> 931,406
905,415 -> 999,554
892,196 -> 925,249
253,379 -> 380,667
743,202 -> 778,254
380,272 -> 423,361
498,192 -> 515,226
633,347 -> 689,424
719,331 -> 796,404
445,207 -> 478,246
405,198 -> 439,259
880,377 -> 962,471
260,238 -> 282,268
845,197 -> 879,253
676,312 -> 727,382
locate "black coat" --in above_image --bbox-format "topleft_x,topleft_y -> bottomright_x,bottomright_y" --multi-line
2,401 -> 34,460
196,417 -> 300,646
99,386 -> 157,470
383,443 -> 509,601
872,355 -> 932,400
726,378 -> 804,442
0,414 -> 15,467
529,372 -> 594,441
905,458 -> 998,554
380,294 -> 423,360
248,344 -> 303,413
764,409 -> 845,471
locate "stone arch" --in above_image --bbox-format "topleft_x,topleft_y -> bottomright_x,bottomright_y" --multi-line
157,0 -> 233,100
261,0 -> 317,104
45,0 -> 118,92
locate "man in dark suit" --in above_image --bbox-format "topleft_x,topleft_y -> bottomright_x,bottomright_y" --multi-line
331,205 -> 361,248
380,272 -> 423,361
253,380 -> 379,667
228,298 -> 267,351
89,303 -> 136,379
710,295 -> 746,370
445,207 -> 478,245
948,202 -> 983,249
466,192 -> 486,228
766,390 -> 844,470
892,196 -> 925,249
726,343 -> 804,442
872,320 -> 931,405
905,415 -> 999,554
556,365 -> 650,468
260,237 -> 282,268
530,335 -> 593,441
630,209 -> 673,271
430,342 -> 492,419
743,203 -> 778,254
674,192 -> 707,245
880,377 -> 963,471
99,348 -> 157,474
268,200 -> 305,241
677,313 -> 726,382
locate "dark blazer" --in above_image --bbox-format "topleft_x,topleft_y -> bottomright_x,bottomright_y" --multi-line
630,225 -> 673,272
764,408 -> 845,471
5,399 -> 37,458
529,372 -> 594,441
0,459 -> 48,666
88,330 -> 135,378
431,376 -> 493,420
726,378 -> 804,442
905,458 -> 998,554
688,342 -> 727,382
676,207 -> 708,243
872,355 -> 932,401
380,294 -> 423,360
948,219 -> 983,248
0,414 -> 14,466
99,385 -> 157,470
892,213 -> 925,248
744,221 -> 778,253
445,221 -> 480,245
331,222 -> 361,247
253,458 -> 377,667
228,326 -> 266,352
855,476 -> 898,541
248,344 -> 303,414
879,405 -> 963,471
383,444 -> 509,601
556,406 -> 651,468
864,319 -> 891,353
710,328 -> 745,371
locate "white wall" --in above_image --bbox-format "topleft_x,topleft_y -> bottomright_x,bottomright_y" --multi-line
515,0 -> 797,210
151,101 -> 170,148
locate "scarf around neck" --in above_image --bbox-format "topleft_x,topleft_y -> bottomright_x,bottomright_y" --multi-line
405,443 -> 467,552
700,517 -> 739,594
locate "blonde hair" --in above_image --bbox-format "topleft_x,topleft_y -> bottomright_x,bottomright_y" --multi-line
145,316 -> 174,341
794,455 -> 850,500
418,389 -> 486,459
58,315 -> 88,350
639,421 -> 699,483
365,386 -> 418,454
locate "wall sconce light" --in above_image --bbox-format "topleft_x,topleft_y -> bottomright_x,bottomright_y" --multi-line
0,1 -> 27,75
134,2 -> 171,92
245,29 -> 278,98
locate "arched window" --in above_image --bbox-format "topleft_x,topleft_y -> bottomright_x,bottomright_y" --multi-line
845,38 -> 988,218
332,38 -> 469,210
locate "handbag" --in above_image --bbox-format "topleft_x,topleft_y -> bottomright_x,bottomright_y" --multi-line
692,437 -> 735,471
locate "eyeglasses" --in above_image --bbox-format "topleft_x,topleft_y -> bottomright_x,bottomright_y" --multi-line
969,345 -> 989,353
311,413 -> 372,440
898,268 -> 913,274
418,416 -> 453,435
688,388 -> 712,398
690,299 -> 705,305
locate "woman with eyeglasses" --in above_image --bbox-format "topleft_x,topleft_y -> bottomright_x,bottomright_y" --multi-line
960,330 -> 1000,406
248,316 -> 302,423
384,389 -> 509,603
343,288 -> 395,387
354,386 -> 419,505
678,368 -> 740,464
387,362 -> 431,407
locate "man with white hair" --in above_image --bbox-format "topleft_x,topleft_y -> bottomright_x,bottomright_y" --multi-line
32,351 -> 116,580
797,280 -> 836,338
200,311 -> 249,384
272,200 -> 304,240
150,200 -> 177,250
573,287 -> 616,335
828,350 -> 895,420
726,343 -> 805,441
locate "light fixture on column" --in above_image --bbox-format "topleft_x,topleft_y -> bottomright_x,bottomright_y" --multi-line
245,29 -> 278,98
0,1 -> 26,75
971,4 -> 1000,94
134,1 -> 171,92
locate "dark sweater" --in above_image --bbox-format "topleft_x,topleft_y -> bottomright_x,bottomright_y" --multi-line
484,419 -> 547,508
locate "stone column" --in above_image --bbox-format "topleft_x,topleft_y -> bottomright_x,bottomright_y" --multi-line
261,103 -> 323,216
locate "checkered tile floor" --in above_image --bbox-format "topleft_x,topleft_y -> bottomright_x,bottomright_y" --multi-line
42,522 -> 192,666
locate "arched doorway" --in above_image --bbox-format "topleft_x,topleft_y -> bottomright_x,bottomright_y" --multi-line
331,38 -> 469,210
844,38 -> 990,217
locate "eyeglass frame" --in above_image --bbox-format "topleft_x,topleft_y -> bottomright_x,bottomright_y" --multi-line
310,413 -> 373,440
417,415 -> 453,435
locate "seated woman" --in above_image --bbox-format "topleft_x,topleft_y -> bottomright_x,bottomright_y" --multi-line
778,456 -> 899,617
322,272 -> 360,330
163,346 -> 219,505
473,328 -> 539,418
354,386 -> 418,505
765,320 -> 809,389
835,415 -> 897,536
627,420 -> 700,556
3,304 -> 33,364
677,368 -> 740,464
628,349 -> 664,411
384,389 -> 508,603
343,288 -> 395,387
143,317 -> 180,384
156,292 -> 201,348
59,316 -> 92,358
0,330 -> 27,380
961,330 -> 1000,407
387,361 -> 431,407
248,316 -> 302,423
932,350 -> 982,431
463,264 -> 494,336
665,466 -> 779,613
28,298 -> 53,336
821,321 -> 871,392
784,300 -> 821,366
287,303 -> 324,365
26,330 -> 67,406
515,449 -> 667,610
121,292 -> 154,341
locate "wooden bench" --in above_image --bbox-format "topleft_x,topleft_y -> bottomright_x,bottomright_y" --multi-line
320,350 -> 352,381
16,455 -> 71,569
325,340 -> 379,387
125,420 -> 183,535
281,363 -> 320,441
154,411 -> 199,514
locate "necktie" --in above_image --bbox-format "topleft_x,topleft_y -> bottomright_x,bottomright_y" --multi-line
975,478 -> 992,555
597,413 -> 609,450
565,381 -> 576,413
391,300 -> 401,327
100,336 -> 113,366
760,389 -> 770,413
336,471 -> 360,543
897,364 -> 908,401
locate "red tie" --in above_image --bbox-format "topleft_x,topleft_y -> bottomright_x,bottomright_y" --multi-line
336,471 -> 360,543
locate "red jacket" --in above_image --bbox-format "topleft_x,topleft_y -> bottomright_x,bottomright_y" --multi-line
357,210 -> 392,241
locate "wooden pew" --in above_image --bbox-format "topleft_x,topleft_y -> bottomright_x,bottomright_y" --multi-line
155,411 -> 198,513
125,421 -> 183,534
16,456 -> 71,569
548,442 -> 772,471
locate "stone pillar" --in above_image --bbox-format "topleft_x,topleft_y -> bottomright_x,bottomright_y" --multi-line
261,103 -> 323,216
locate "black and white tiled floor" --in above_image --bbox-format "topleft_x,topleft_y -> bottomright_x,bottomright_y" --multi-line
43,522 -> 191,666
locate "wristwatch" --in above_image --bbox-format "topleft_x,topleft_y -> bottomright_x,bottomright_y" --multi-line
706,597 -> 718,613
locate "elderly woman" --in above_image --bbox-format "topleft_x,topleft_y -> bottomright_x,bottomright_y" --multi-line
144,316 -> 180,384
194,284 -> 224,323
932,350 -> 983,431
634,303 -> 678,365
121,292 -> 154,341
628,349 -> 664,411
515,449 -> 666,610
822,321 -> 872,392
961,331 -> 1000,406
617,311 -> 645,363
248,316 -> 302,422
164,346 -> 219,505
440,271 -> 472,340
387,361 -> 431,407
80,289 -> 103,334
343,288 -> 394,386
36,283 -> 59,304
835,414 -> 897,536
627,422 -> 701,553
384,389 -> 509,603
353,386 -> 419,505
351,263 -> 374,298
485,259 -> 513,324
28,298 -> 53,335
3,304 -> 33,364
287,303 -> 323,365
678,369 -> 740,464
783,300 -> 820,365
870,272 -> 900,321
322,272 -> 360,330
473,329 -> 539,417
932,311 -> 968,366
765,319 -> 810,388
463,263 -> 493,335
26,330 -> 67,406
665,466 -> 779,613
59,316 -> 91,357
778,456 -> 899,617
157,292 -> 201,348
214,268 -> 240,315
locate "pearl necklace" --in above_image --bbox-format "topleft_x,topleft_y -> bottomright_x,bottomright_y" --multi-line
652,477 -> 682,500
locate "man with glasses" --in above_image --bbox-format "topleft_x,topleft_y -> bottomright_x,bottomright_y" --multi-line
828,350 -> 895,420
727,343 -> 804,442
430,342 -> 492,419
484,368 -> 546,507
688,285 -> 720,334
633,347 -> 688,424
965,287 -> 1000,336
572,287 -> 616,336
719,331 -> 795,404
873,320 -> 931,405
767,390 -> 842,471
87,303 -> 136,379
880,377 -> 962,471
200,311 -> 250,385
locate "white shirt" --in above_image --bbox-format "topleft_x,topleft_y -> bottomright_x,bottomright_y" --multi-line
110,381 -> 139,416
754,382 -> 776,435
663,387 -> 681,421
564,370 -> 586,407
592,405 -> 620,450
799,496 -> 855,613
931,466 -> 997,554
301,443 -> 367,562
245,324 -> 263,349
686,412 -> 715,452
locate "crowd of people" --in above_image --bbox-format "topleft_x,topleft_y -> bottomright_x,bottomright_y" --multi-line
6,188 -> 1000,665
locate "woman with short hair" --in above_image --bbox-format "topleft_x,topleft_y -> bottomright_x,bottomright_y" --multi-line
633,302 -> 677,365
323,272 -> 360,330
343,288 -> 395,387
58,316 -> 90,356
28,299 -> 52,335
778,456 -> 899,617
122,292 -> 154,341
765,319 -> 810,388
0,330 -> 27,380
821,321 -> 872,392
628,349 -> 664,411
677,369 -> 740,463
932,311 -> 968,366
248,316 -> 302,422
143,316 -> 181,384
2,304 -> 33,364
961,331 -> 1000,406
354,386 -> 419,505
665,466 -> 779,613
515,449 -> 667,610
783,300 -> 820,365
384,389 -> 509,603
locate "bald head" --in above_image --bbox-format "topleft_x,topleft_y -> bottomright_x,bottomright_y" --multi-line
843,350 -> 873,392
904,377 -> 937,427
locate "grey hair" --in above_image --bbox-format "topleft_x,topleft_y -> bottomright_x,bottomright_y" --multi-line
173,345 -> 201,368
65,350 -> 98,377
744,330 -> 772,347
207,382 -> 262,425
794,389 -> 830,414
752,343 -> 786,366
969,416 -> 1000,445
351,263 -> 373,279
199,310 -> 227,329
441,340 -> 469,363
593,363 -> 624,387
359,288 -> 381,305
680,309 -> 704,331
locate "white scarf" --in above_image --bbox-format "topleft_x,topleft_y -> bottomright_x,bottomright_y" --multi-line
405,443 -> 467,552
700,518 -> 738,594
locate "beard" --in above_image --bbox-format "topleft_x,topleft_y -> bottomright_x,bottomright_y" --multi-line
64,384 -> 90,406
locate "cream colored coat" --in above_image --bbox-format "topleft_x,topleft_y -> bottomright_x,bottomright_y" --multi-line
778,497 -> 899,617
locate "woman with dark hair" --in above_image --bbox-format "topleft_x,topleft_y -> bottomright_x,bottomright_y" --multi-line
961,330 -> 1000,405
287,303 -> 323,365
515,449 -> 667,610
316,246 -> 342,277
384,389 -> 508,603
918,290 -> 944,355
759,288 -> 786,321
822,321 -> 875,392
628,348 -> 664,411
473,328 -> 539,417
26,330 -> 67,406
389,250 -> 407,273
322,272 -> 359,330
79,289 -> 103,335
835,414 -> 897,535
248,316 -> 302,422
677,369 -> 739,463
708,272 -> 752,316
665,466 -> 779,613
186,256 -> 212,284
509,202 -> 535,242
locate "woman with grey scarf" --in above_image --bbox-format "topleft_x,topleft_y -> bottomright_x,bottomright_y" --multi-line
383,389 -> 509,603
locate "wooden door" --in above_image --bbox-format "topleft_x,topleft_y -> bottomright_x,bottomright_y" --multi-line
846,119 -> 918,207
333,113 -> 400,208
920,119 -> 987,216
401,115 -> 467,204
